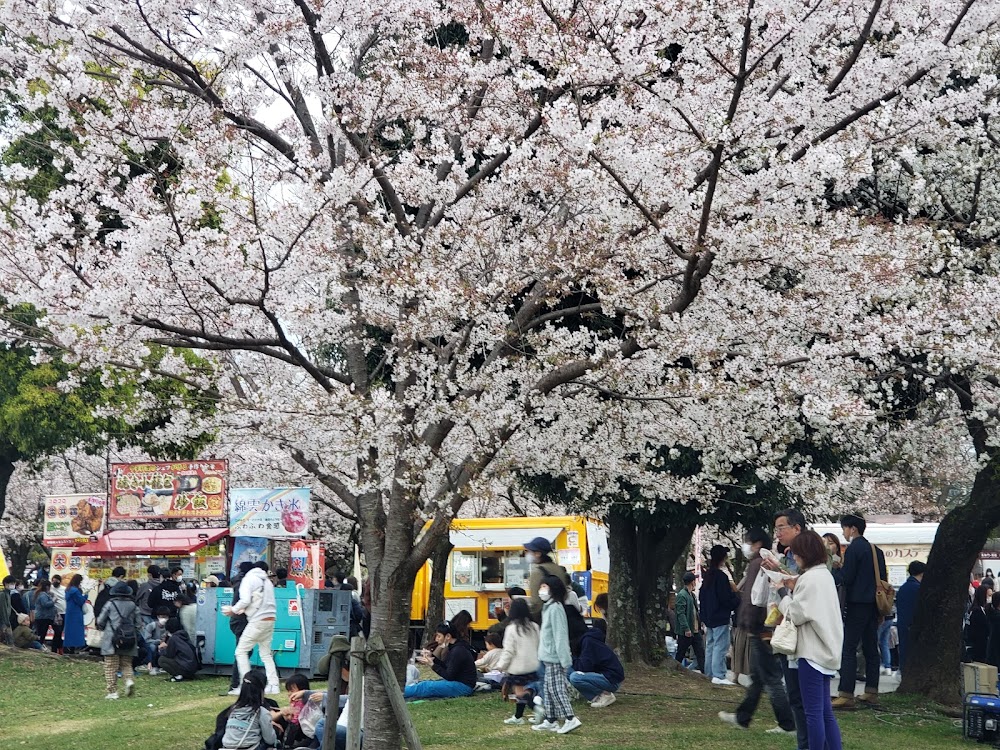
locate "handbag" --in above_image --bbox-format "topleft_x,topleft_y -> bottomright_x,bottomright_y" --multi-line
751,568 -> 770,607
770,613 -> 798,655
871,543 -> 895,617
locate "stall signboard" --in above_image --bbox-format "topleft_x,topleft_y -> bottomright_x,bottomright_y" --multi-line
229,488 -> 311,538
230,536 -> 270,578
43,494 -> 106,545
289,540 -> 325,589
109,460 -> 228,522
50,548 -> 89,581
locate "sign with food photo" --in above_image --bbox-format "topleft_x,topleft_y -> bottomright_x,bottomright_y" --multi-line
229,488 -> 311,538
109,460 -> 228,521
43,494 -> 107,545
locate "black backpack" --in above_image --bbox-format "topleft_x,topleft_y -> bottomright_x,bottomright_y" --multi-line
110,601 -> 137,650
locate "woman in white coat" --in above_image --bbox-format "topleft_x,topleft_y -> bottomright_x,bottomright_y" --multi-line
777,530 -> 845,750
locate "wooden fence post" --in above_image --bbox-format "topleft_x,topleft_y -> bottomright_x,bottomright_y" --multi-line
346,635 -> 365,750
368,634 -> 424,750
322,652 -> 344,750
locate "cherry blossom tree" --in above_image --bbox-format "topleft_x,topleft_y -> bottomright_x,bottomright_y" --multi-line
0,0 -> 995,738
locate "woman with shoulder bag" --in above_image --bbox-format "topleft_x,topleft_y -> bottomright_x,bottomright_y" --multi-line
775,530 -> 844,750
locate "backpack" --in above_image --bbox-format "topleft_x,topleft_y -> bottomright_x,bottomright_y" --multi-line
110,601 -> 137,650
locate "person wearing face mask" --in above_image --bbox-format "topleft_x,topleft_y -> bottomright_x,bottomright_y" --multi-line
831,513 -> 887,710
533,575 -> 581,734
700,545 -> 740,685
50,574 -> 66,654
524,538 -> 570,619
138,606 -> 172,675
720,528 -> 796,735
148,567 -> 183,615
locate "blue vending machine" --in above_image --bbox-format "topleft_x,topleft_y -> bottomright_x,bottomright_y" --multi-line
196,585 -> 351,677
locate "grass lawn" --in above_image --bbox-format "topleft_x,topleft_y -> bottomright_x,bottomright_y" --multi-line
0,647 -> 964,750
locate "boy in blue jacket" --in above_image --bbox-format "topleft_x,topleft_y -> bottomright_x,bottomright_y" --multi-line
569,620 -> 625,708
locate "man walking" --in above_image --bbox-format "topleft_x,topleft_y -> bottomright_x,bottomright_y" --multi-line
226,561 -> 279,695
761,508 -> 809,750
719,527 -> 796,736
675,572 -> 705,674
832,513 -> 887,709
893,561 -> 925,676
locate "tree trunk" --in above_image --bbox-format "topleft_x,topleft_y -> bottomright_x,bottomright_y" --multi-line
899,459 -> 1000,704
6,538 -> 35,582
607,505 -> 695,664
0,457 -> 17,532
423,534 -> 452,641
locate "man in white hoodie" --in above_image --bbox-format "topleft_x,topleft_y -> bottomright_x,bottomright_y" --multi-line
225,561 -> 279,694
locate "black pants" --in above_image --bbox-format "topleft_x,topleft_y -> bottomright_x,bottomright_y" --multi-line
676,631 -> 705,673
34,619 -> 53,646
736,636 -> 795,730
780,654 -> 809,750
838,603 -> 880,695
159,656 -> 196,679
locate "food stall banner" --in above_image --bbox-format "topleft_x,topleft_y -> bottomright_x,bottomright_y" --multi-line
230,536 -> 270,578
43,494 -> 106,545
109,460 -> 228,522
229,488 -> 310,538
289,540 -> 325,589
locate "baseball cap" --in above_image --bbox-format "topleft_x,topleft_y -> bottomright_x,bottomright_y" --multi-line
524,537 -> 552,554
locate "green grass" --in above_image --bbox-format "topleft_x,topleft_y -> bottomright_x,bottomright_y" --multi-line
0,648 -> 965,750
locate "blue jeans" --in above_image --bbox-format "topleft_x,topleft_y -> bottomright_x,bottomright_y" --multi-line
705,625 -> 729,679
878,618 -> 894,669
781,655 -> 809,750
314,719 -> 354,750
528,660 -> 546,705
568,670 -> 619,701
798,660 -> 842,750
403,680 -> 474,700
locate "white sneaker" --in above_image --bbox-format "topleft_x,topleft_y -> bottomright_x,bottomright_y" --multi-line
880,667 -> 891,676
265,683 -> 280,695
227,687 -> 242,696
105,692 -> 119,700
531,720 -> 558,732
765,726 -> 797,735
591,692 -> 617,708
557,716 -> 582,734
125,679 -> 135,697
737,674 -> 754,688
712,677 -> 736,686
148,668 -> 161,676
718,711 -> 746,729
533,695 -> 543,707
504,716 -> 525,725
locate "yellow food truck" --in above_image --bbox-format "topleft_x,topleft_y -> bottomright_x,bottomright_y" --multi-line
0,547 -> 9,581
410,515 -> 610,633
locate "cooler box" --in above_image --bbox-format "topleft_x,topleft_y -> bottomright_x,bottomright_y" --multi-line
965,693 -> 1000,743
965,662 -> 1000,697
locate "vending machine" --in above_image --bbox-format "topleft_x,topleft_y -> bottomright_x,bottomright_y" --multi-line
196,584 -> 351,677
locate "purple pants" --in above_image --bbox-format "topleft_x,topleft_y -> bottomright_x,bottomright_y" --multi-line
798,659 -> 842,750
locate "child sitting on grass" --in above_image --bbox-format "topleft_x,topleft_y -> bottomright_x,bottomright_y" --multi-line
270,673 -> 313,748
476,631 -> 506,689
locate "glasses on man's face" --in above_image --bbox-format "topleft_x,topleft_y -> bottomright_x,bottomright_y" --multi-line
774,524 -> 790,532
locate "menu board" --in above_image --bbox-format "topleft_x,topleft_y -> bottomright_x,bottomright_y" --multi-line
229,488 -> 311,538
43,494 -> 106,545
109,460 -> 228,521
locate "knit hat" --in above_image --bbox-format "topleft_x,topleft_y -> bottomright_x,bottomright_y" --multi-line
111,581 -> 134,598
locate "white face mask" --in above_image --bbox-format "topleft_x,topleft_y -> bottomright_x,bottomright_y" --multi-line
158,618 -> 168,626
538,587 -> 551,602
741,542 -> 753,558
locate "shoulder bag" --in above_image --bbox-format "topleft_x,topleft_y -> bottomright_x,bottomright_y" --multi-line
770,613 -> 797,655
871,543 -> 895,617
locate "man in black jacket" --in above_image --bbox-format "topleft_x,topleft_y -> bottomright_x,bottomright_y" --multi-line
833,513 -> 887,710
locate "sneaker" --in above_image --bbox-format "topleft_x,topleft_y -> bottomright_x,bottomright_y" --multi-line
737,674 -> 753,688
591,692 -> 616,708
265,683 -> 280,695
718,711 -> 747,730
504,716 -> 525,725
170,675 -> 186,682
134,665 -> 149,674
532,695 -> 543,707
765,726 -> 796,735
226,687 -> 242,696
712,677 -> 736,686
105,692 -> 119,700
148,667 -> 161,676
125,679 -> 136,697
557,716 -> 582,734
531,720 -> 558,732
116,671 -> 122,678
880,667 -> 892,676
857,691 -> 881,707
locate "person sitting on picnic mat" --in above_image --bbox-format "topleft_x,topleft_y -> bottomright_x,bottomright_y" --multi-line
404,620 -> 477,700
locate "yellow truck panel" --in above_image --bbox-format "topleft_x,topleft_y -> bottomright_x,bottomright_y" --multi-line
410,515 -> 609,632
